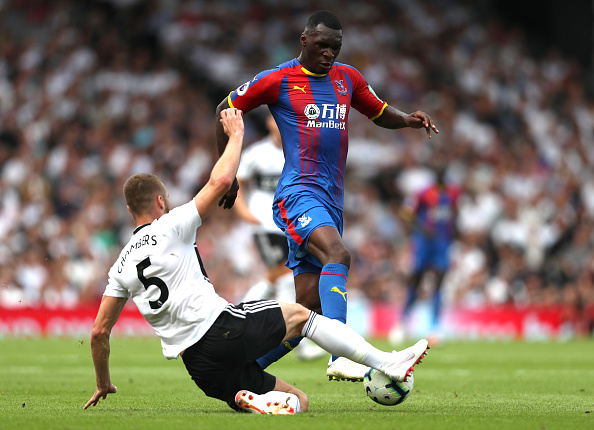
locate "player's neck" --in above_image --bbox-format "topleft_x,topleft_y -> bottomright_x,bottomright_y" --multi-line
135,212 -> 160,227
297,55 -> 315,74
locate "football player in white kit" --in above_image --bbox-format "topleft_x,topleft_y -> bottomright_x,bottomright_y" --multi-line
84,108 -> 429,415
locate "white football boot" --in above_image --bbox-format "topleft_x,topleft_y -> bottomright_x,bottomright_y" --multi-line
326,357 -> 368,382
235,390 -> 296,415
379,339 -> 429,382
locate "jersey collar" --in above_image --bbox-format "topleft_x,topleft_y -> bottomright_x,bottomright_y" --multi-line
133,224 -> 151,235
301,66 -> 327,77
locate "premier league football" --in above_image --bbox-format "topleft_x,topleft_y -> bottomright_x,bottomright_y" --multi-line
363,368 -> 414,406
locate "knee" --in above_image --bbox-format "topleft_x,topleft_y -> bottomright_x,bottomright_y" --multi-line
281,303 -> 311,338
326,244 -> 351,267
308,232 -> 351,267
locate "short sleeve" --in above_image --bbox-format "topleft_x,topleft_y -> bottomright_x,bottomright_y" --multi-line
103,273 -> 130,298
342,66 -> 387,120
157,200 -> 202,244
228,69 -> 282,114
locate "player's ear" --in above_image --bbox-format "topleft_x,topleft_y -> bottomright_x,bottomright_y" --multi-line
126,205 -> 137,223
156,194 -> 165,210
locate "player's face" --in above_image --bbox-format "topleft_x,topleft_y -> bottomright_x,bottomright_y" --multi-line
300,24 -> 342,74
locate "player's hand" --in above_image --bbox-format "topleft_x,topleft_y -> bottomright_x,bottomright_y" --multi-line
407,111 -> 439,139
220,108 -> 244,139
83,383 -> 117,410
218,177 -> 239,209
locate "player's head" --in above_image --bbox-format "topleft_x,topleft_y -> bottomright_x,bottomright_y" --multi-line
299,10 -> 342,75
124,173 -> 170,220
304,10 -> 342,32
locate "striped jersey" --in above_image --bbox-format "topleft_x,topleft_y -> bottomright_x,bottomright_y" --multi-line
407,184 -> 461,242
228,58 -> 387,210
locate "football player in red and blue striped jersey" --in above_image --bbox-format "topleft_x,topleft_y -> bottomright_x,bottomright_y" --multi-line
215,10 -> 438,381
399,165 -> 460,340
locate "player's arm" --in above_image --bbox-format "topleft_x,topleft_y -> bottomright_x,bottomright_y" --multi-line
398,202 -> 417,235
399,204 -> 415,223
194,108 -> 245,220
215,98 -> 240,209
274,377 -> 309,413
215,71 -> 277,209
399,192 -> 426,235
348,68 -> 438,138
373,105 -> 439,139
84,295 -> 127,409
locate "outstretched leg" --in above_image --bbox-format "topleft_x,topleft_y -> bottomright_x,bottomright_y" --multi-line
281,303 -> 429,383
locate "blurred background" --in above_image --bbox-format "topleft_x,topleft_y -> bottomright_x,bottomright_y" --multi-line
0,0 -> 593,341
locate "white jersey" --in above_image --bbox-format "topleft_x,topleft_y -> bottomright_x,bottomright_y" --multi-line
236,136 -> 284,233
103,201 -> 229,359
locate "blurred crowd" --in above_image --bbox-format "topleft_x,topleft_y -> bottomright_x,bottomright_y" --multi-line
0,0 -> 593,336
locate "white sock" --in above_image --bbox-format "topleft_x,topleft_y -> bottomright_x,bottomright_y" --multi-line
262,391 -> 301,412
300,311 -> 391,369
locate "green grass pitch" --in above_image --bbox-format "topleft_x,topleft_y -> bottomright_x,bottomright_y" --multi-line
0,337 -> 592,430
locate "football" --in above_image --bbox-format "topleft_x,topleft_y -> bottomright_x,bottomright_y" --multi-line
363,368 -> 414,406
